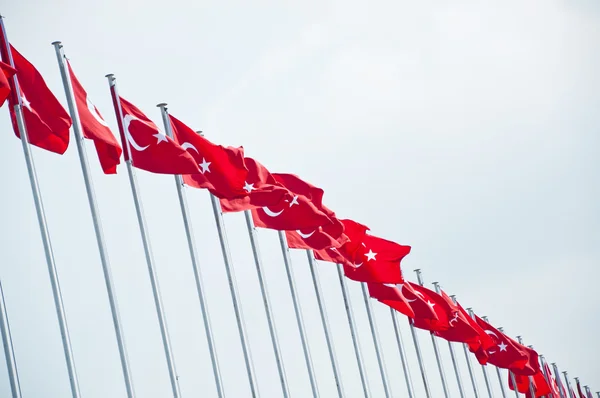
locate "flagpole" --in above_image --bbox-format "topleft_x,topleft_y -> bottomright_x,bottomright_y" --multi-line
0,280 -> 22,398
360,282 -> 392,398
335,263 -> 371,397
241,211 -> 289,397
106,75 -> 181,398
206,201 -> 259,397
156,106 -> 224,397
539,355 -> 551,398
389,307 -> 415,398
562,372 -> 571,397
52,42 -> 136,398
552,363 -> 566,398
491,326 -> 508,398
451,295 -> 480,398
467,310 -> 494,398
433,284 -> 465,398
277,231 -> 319,397
516,338 -> 535,398
415,270 -> 450,398
408,311 -> 432,397
306,250 -> 345,398
0,18 -> 82,398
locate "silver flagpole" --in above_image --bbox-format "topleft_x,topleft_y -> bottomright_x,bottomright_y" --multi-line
408,311 -> 432,397
360,282 -> 392,398
539,355 -> 551,398
277,232 -> 319,397
451,295 -> 480,398
156,106 -> 224,397
335,263 -> 371,397
585,386 -> 592,398
433,284 -> 465,398
52,42 -> 135,398
466,310 -> 494,398
0,281 -> 22,398
306,250 -> 345,398
390,307 -> 415,398
242,211 -> 289,397
106,75 -> 181,398
516,338 -> 534,398
0,18 -> 81,398
552,363 -> 566,398
415,270 -> 449,398
562,371 -> 571,397
209,201 -> 259,397
493,326 -> 508,398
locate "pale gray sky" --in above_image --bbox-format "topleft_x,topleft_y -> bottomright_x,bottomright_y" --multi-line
0,0 -> 598,397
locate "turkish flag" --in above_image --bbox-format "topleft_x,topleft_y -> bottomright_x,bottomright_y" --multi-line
1,44 -> 71,154
543,362 -> 561,398
367,282 -> 415,318
342,234 -> 410,284
473,316 -> 529,369
111,95 -> 199,174
219,157 -> 291,212
169,114 -> 250,198
251,194 -> 331,231
0,61 -> 16,107
67,61 -> 121,174
409,283 -> 454,332
398,281 -> 438,322
450,303 -> 495,353
434,291 -> 481,345
509,370 -> 551,397
511,345 -> 541,376
314,219 -> 370,265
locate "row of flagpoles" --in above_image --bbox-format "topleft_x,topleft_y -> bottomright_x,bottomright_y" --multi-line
0,14 -> 596,398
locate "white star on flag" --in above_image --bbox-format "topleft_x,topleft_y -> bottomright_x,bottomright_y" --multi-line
199,158 -> 211,174
427,300 -> 436,309
243,182 -> 255,193
498,342 -> 508,352
288,195 -> 299,207
21,95 -> 31,110
365,249 -> 377,261
153,132 -> 168,144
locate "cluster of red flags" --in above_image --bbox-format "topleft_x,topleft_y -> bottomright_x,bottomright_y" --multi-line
1,33 -> 589,398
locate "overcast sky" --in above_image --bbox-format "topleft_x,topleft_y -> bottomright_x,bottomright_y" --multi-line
0,0 -> 598,397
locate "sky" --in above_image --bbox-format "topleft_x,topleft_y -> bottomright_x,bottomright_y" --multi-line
0,0 -> 598,397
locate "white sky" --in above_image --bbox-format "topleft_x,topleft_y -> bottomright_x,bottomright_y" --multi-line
0,0 -> 598,397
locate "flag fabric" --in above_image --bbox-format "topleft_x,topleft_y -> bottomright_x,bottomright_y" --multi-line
512,345 -> 541,376
409,282 -> 454,332
111,95 -> 200,174
219,157 -> 291,211
314,219 -> 369,265
1,44 -> 71,154
434,291 -> 482,345
508,370 -> 551,397
543,362 -> 561,398
576,379 -> 586,398
400,281 -> 439,324
67,61 -> 122,174
169,114 -> 250,198
342,234 -> 410,284
473,316 -> 529,368
0,60 -> 16,107
367,282 -> 415,318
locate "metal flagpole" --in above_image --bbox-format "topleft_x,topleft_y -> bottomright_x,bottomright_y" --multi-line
209,201 -> 259,397
493,327 -> 509,398
360,282 -> 392,398
415,270 -> 450,398
335,263 -> 371,398
516,338 -> 535,398
552,363 -> 566,398
106,75 -> 181,398
242,211 -> 289,397
389,307 -> 415,398
466,310 -> 494,398
52,42 -> 135,398
156,106 -> 224,397
408,308 -> 432,397
0,281 -> 22,398
539,355 -> 551,398
451,295 -> 480,398
306,250 -> 345,398
562,371 -> 571,398
585,386 -> 592,398
0,18 -> 82,398
434,284 -> 465,398
277,232 -> 319,397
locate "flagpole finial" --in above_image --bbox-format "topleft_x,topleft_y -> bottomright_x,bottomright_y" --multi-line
157,103 -> 168,109
51,40 -> 62,47
432,281 -> 439,286
482,315 -> 489,322
498,326 -> 504,332
196,130 -> 204,137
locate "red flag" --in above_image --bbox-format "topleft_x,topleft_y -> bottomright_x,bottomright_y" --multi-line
400,281 -> 438,323
410,283 -> 454,332
1,44 -> 71,154
314,219 -> 369,265
512,345 -> 541,376
576,379 -> 586,398
67,62 -> 121,174
111,95 -> 199,174
169,114 -> 250,198
509,370 -> 551,397
0,61 -> 16,107
342,234 -> 410,284
367,282 -> 415,318
452,303 -> 495,353
219,157 -> 290,211
473,316 -> 529,369
543,362 -> 561,398
434,292 -> 481,345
